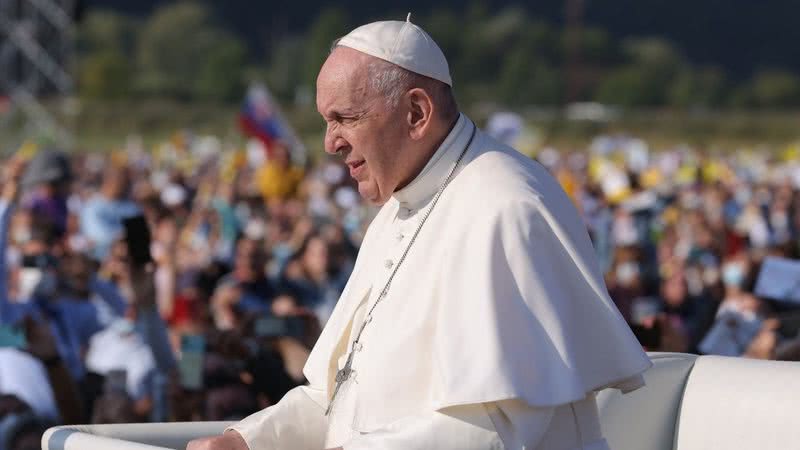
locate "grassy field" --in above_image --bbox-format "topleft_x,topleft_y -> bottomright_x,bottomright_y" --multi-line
1,99 -> 799,157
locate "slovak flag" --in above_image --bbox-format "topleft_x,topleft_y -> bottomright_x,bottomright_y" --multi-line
238,84 -> 287,158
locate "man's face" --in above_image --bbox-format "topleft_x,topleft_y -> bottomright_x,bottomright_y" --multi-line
316,47 -> 408,205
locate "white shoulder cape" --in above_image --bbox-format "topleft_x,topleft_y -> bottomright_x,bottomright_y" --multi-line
302,128 -> 651,430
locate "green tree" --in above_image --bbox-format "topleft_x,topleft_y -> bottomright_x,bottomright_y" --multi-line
303,8 -> 349,88
76,10 -> 138,99
136,1 -> 247,101
595,37 -> 685,106
80,52 -> 133,99
751,70 -> 800,108
264,37 -> 307,101
595,66 -> 658,106
77,9 -> 138,55
579,28 -> 619,65
194,37 -> 248,102
420,9 -> 462,64
498,48 -> 562,106
668,67 -> 727,108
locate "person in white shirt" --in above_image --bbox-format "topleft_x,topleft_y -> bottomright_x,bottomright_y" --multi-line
0,348 -> 58,421
188,16 -> 650,450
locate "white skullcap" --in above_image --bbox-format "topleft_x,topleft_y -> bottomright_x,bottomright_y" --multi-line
336,14 -> 452,86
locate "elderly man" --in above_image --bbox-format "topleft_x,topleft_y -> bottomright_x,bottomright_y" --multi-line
189,17 -> 650,450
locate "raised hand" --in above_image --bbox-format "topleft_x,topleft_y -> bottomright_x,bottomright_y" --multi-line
1,156 -> 27,203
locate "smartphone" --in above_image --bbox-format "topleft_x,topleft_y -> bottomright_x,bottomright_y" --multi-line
179,334 -> 205,390
254,317 -> 288,338
0,325 -> 27,349
122,215 -> 153,267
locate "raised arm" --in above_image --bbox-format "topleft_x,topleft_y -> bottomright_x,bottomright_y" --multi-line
0,157 -> 26,319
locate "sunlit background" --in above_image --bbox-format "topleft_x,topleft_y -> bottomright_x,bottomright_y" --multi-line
0,0 -> 799,446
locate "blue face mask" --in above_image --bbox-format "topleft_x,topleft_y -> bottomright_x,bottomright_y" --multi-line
722,264 -> 745,287
111,318 -> 136,335
272,244 -> 293,263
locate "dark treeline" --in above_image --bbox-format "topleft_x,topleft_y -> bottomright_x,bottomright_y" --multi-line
77,1 -> 800,109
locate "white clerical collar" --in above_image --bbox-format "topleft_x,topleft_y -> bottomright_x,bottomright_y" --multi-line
393,113 -> 472,211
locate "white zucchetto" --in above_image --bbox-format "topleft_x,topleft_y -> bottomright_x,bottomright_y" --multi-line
336,14 -> 453,86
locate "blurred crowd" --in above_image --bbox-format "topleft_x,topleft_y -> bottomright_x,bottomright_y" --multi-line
541,136 -> 800,360
0,130 -> 799,449
0,135 -> 365,449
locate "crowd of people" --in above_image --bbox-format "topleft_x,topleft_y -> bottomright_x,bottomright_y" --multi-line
0,129 -> 798,449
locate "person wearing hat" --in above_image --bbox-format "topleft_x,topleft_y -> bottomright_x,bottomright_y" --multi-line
189,16 -> 649,450
19,150 -> 72,238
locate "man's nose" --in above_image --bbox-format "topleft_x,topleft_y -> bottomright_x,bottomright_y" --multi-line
324,127 -> 349,155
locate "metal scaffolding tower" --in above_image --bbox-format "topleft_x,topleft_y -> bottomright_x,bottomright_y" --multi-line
0,0 -> 76,148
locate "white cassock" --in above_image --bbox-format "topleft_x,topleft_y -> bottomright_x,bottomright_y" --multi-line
229,114 -> 652,449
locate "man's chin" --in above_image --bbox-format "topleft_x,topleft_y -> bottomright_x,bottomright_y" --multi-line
358,183 -> 389,206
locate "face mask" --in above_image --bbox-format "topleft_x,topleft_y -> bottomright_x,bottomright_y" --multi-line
770,212 -> 788,230
722,263 -> 745,288
18,268 -> 43,301
11,228 -> 31,244
616,262 -> 640,285
734,188 -> 751,205
111,318 -> 136,335
272,244 -> 293,263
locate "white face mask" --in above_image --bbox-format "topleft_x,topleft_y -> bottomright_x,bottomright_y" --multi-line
18,268 -> 42,301
616,262 -> 640,285
771,211 -> 788,229
734,188 -> 752,205
11,228 -> 31,244
111,318 -> 136,335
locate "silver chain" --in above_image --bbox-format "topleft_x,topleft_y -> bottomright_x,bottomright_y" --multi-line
325,121 -> 477,416
356,122 -> 476,341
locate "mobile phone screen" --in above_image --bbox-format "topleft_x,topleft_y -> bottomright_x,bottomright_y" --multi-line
179,334 -> 205,390
122,215 -> 153,267
254,317 -> 288,338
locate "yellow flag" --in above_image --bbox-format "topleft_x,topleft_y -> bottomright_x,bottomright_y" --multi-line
16,141 -> 39,160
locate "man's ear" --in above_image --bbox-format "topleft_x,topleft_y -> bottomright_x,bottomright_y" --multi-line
406,87 -> 434,140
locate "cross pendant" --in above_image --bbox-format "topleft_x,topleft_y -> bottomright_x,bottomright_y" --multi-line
325,351 -> 355,416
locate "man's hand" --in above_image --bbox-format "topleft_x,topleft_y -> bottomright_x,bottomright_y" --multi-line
186,430 -> 248,450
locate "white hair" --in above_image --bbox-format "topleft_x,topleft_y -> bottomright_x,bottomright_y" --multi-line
367,59 -> 414,108
330,40 -> 458,118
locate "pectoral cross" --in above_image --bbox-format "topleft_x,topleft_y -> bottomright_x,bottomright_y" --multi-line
325,349 -> 356,416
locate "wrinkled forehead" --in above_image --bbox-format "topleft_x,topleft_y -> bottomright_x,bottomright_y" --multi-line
316,47 -> 377,114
